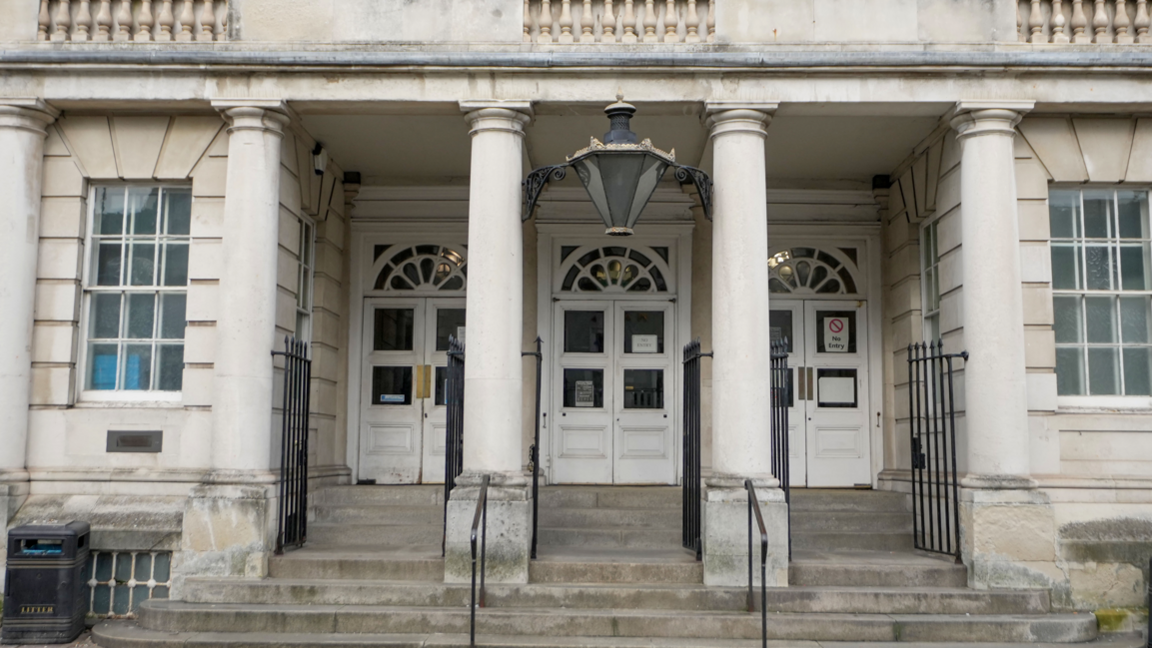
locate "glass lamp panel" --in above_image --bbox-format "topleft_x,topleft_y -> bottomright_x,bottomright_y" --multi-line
1049,190 -> 1081,239
1085,296 -> 1118,343
625,155 -> 670,229
597,154 -> 645,229
574,156 -> 614,228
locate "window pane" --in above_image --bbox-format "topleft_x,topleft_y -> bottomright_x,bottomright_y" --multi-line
163,188 -> 192,236
1085,296 -> 1117,343
435,309 -> 466,351
1053,295 -> 1083,344
563,368 -> 604,408
1049,190 -> 1081,239
88,343 -> 119,390
130,243 -> 156,286
1120,243 -> 1149,290
1083,191 -> 1114,238
623,369 -> 663,409
126,293 -> 156,339
1123,347 -> 1152,396
1084,244 -> 1116,290
1120,296 -> 1150,344
91,293 -> 122,339
564,311 -> 605,354
122,344 -> 153,390
157,344 -> 184,391
128,187 -> 159,235
769,310 -> 793,352
434,366 -> 447,406
1050,243 -> 1081,290
623,311 -> 664,354
163,243 -> 189,286
1117,190 -> 1147,239
302,222 -> 314,266
373,309 -> 414,351
95,187 -> 126,235
371,366 -> 412,405
1088,347 -> 1120,395
96,243 -> 124,286
160,293 -> 187,339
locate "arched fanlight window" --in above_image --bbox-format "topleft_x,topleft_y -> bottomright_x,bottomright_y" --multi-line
558,245 -> 671,293
768,246 -> 860,295
372,244 -> 468,293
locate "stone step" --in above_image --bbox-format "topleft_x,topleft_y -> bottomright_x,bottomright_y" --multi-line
789,511 -> 913,534
539,487 -> 681,510
92,621 -> 1116,648
536,526 -> 682,549
307,523 -> 443,546
134,600 -> 1096,643
789,554 -> 968,588
316,485 -> 445,507
537,506 -> 681,529
529,558 -> 702,584
789,489 -> 910,513
269,549 -> 444,581
790,531 -> 914,552
179,578 -> 1050,615
313,504 -> 444,525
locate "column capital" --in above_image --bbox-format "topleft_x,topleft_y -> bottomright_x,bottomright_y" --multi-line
704,101 -> 779,139
211,100 -> 292,136
460,100 -> 534,136
0,98 -> 60,136
949,100 -> 1034,140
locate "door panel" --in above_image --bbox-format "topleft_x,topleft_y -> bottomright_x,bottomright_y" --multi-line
803,300 -> 871,487
770,301 -> 807,487
421,298 -> 465,484
553,302 -> 614,484
360,299 -> 425,483
614,303 -> 675,484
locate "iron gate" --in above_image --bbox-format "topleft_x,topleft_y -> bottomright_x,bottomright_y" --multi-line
682,339 -> 710,560
769,337 -> 791,560
442,336 -> 466,556
907,340 -> 966,558
274,337 -> 312,554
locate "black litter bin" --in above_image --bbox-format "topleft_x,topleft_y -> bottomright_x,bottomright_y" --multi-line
2,521 -> 91,645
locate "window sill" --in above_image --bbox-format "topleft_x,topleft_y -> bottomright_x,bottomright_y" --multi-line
77,391 -> 183,407
1056,396 -> 1152,412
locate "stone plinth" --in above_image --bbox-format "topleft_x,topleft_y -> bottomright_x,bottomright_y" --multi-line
444,471 -> 532,585
173,483 -> 277,597
702,477 -> 789,587
962,483 -> 1060,592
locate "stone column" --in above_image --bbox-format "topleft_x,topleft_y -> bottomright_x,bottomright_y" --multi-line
701,102 -> 788,587
950,101 -> 1055,590
176,101 -> 289,590
444,101 -> 535,584
0,99 -> 58,529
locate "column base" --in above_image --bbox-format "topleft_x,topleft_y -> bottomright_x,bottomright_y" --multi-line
962,482 -> 1060,591
173,482 -> 277,597
702,476 -> 789,587
444,471 -> 532,585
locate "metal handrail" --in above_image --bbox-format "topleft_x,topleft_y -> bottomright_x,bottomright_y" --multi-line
522,338 -> 543,560
745,479 -> 768,648
469,474 -> 490,647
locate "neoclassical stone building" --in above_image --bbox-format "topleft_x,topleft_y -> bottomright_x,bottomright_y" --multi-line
2,0 -> 1152,642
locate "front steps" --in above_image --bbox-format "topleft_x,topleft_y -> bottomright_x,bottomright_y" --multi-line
91,485 -> 1098,648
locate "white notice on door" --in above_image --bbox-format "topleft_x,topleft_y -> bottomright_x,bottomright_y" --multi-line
575,380 -> 595,407
823,317 -> 850,353
632,335 -> 658,353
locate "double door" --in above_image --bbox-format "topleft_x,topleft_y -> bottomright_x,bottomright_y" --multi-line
358,298 -> 465,484
552,301 -> 676,484
770,300 -> 871,487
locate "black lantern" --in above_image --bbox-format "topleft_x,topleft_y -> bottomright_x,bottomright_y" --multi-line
523,98 -> 712,236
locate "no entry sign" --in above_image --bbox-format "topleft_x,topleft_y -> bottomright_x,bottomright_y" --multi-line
824,317 -> 849,353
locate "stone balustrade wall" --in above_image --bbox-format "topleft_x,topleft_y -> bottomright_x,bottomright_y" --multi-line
524,0 -> 714,43
37,0 -> 227,42
1017,0 -> 1150,42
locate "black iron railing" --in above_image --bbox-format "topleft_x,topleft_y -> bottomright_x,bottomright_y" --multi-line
769,338 -> 791,560
907,340 -> 966,558
443,336 -> 465,557
274,337 -> 311,554
469,474 -> 490,648
682,339 -> 711,560
522,338 -> 543,560
745,479 -> 768,648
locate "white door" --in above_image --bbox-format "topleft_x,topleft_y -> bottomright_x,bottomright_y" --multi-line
551,300 -> 676,484
769,300 -> 870,487
359,298 -> 464,484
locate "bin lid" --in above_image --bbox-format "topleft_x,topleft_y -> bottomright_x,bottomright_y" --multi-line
8,521 -> 91,539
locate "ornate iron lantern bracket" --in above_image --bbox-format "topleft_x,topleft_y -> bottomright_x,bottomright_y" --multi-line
522,160 -> 713,223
